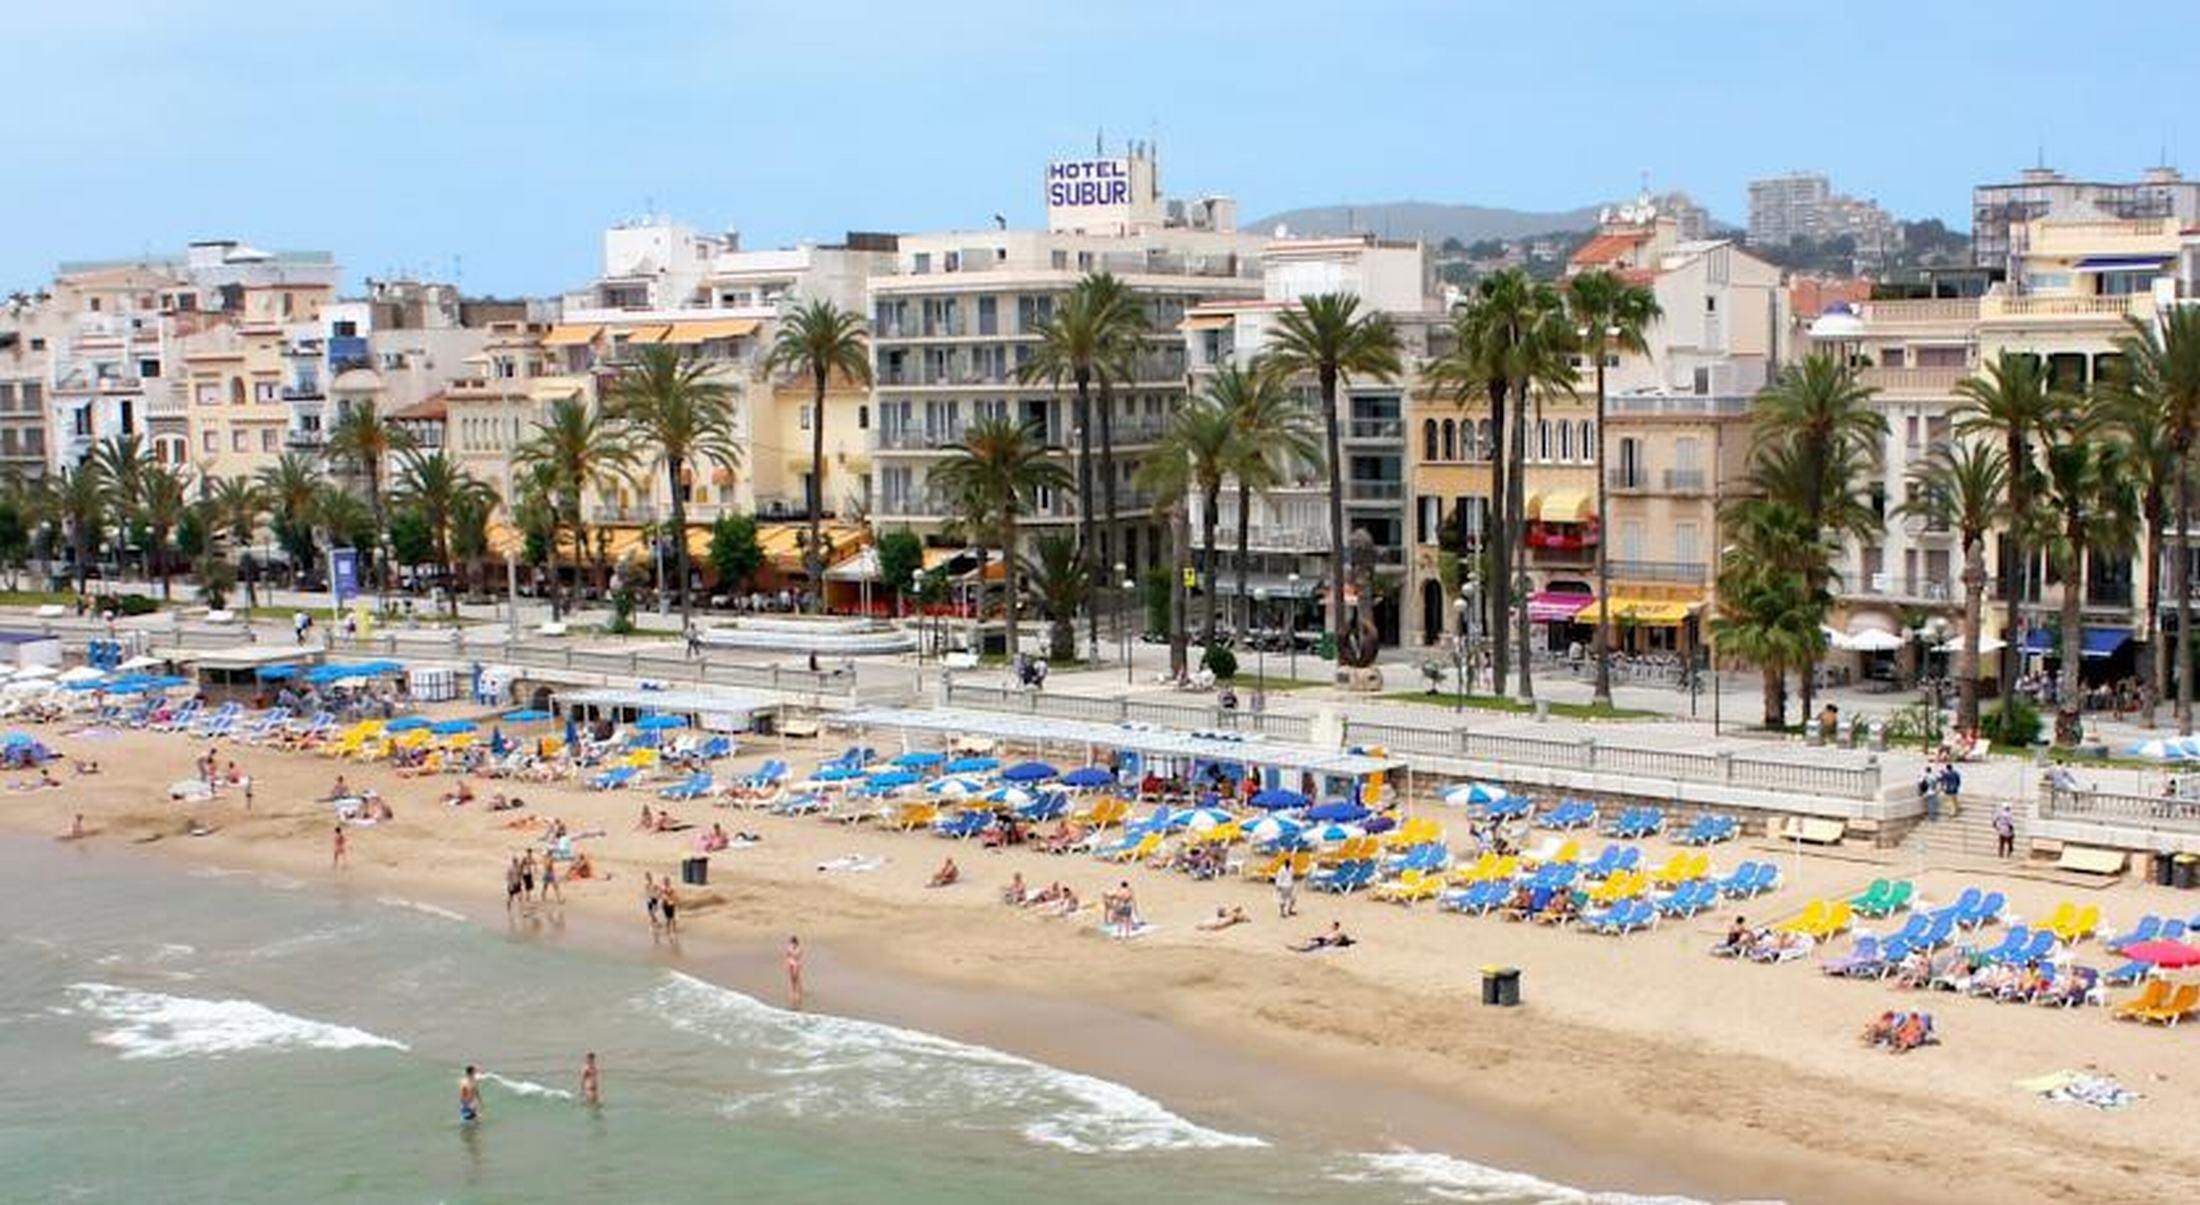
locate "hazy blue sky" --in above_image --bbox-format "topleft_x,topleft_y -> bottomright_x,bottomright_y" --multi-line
6,1 -> 2186,295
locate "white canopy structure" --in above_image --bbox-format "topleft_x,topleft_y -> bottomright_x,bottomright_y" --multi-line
830,706 -> 1409,779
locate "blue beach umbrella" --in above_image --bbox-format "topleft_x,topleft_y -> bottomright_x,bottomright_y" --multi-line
944,756 -> 999,775
1001,761 -> 1058,783
254,664 -> 299,681
1171,806 -> 1234,831
927,776 -> 985,797
504,709 -> 553,723
892,750 -> 946,768
384,716 -> 432,733
1305,821 -> 1365,844
429,719 -> 476,736
809,764 -> 864,783
1248,788 -> 1309,811
1060,766 -> 1115,788
634,714 -> 688,732
1442,782 -> 1508,807
866,769 -> 921,789
1306,801 -> 1370,823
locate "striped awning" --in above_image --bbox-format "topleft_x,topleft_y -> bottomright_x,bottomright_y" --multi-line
661,318 -> 761,343
541,324 -> 602,347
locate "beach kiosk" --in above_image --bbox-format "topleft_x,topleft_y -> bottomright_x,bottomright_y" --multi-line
167,644 -> 328,702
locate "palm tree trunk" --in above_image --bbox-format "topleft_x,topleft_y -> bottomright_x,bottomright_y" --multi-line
1319,367 -> 1347,671
1762,664 -> 1784,729
2178,460 -> 2194,734
807,367 -> 829,614
1959,536 -> 1984,733
1233,479 -> 1253,646
1486,384 -> 1509,696
1509,385 -> 1533,700
1999,432 -> 2024,723
1072,375 -> 1098,657
668,462 -> 692,627
1001,512 -> 1020,662
1591,356 -> 1612,707
2057,528 -> 2083,746
1200,483 -> 1221,650
1097,380 -> 1121,577
2147,514 -> 2165,727
1169,502 -> 1190,679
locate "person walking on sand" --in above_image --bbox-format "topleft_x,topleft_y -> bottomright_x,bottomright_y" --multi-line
459,1065 -> 483,1124
1274,855 -> 1297,919
519,850 -> 537,901
579,1052 -> 600,1106
644,872 -> 662,935
785,936 -> 805,1009
505,857 -> 523,914
332,824 -> 348,869
659,881 -> 678,934
541,852 -> 563,903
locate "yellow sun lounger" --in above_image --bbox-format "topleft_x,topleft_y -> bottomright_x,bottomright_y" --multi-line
2135,983 -> 2199,1026
2113,979 -> 2170,1020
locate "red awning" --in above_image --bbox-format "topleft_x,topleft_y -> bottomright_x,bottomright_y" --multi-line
1527,591 -> 1594,623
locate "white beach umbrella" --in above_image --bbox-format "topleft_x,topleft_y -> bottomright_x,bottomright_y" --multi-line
56,666 -> 106,685
1442,782 -> 1506,807
11,664 -> 56,680
117,655 -> 163,671
2,678 -> 50,696
1245,815 -> 1301,843
1305,822 -> 1364,844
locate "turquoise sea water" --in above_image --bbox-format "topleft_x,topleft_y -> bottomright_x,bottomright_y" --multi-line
0,837 -> 1705,1203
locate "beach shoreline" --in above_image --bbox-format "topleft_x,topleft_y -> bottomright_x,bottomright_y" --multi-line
8,725 -> 2196,1203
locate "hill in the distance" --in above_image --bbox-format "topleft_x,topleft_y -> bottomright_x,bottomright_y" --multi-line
1246,201 -> 1605,244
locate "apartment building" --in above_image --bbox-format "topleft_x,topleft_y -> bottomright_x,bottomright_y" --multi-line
1409,208 -> 1782,652
1971,164 -> 2200,275
1184,236 -> 1438,645
1747,173 -> 1831,248
0,296 -> 64,479
869,171 -> 1263,571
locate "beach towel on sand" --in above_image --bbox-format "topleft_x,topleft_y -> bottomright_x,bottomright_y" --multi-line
2017,1071 -> 2141,1110
816,854 -> 884,874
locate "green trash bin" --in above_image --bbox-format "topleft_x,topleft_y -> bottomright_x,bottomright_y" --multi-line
1480,965 -> 1521,1007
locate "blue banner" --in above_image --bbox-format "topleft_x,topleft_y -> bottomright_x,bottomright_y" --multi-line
332,547 -> 360,603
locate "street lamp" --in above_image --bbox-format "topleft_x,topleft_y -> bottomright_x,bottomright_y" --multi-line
1451,599 -> 1469,711
1285,571 -> 1301,681
1120,575 -> 1136,684
1254,586 -> 1269,694
1459,579 -> 1480,698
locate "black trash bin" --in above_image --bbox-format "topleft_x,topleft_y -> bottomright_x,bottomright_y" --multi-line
682,855 -> 709,886
1480,965 -> 1521,1007
2157,851 -> 2179,887
2176,854 -> 2198,891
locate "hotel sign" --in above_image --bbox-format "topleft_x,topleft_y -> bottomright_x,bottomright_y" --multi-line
1047,158 -> 1132,208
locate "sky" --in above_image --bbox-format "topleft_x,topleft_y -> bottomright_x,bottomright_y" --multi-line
5,0 -> 2189,296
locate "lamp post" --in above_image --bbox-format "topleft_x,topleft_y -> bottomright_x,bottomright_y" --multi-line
1254,586 -> 1269,694
1459,578 -> 1480,699
1120,575 -> 1136,685
1286,571 -> 1301,682
1451,601 -> 1468,712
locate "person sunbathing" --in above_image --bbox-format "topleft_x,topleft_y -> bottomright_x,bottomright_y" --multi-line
1023,881 -> 1063,908
1289,921 -> 1356,952
700,823 -> 730,852
1196,906 -> 1250,932
1888,1012 -> 1934,1053
1713,916 -> 1754,957
652,811 -> 690,833
1001,872 -> 1028,905
440,781 -> 477,807
1861,1011 -> 1901,1047
635,804 -> 656,831
1891,949 -> 1934,989
570,851 -> 599,879
1535,893 -> 1577,925
927,857 -> 960,888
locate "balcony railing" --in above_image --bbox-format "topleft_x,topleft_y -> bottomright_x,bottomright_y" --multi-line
1857,298 -> 1981,325
1344,480 -> 1405,502
285,430 -> 325,450
281,384 -> 323,401
1662,468 -> 1706,492
1981,294 -> 2150,321
1608,559 -> 1707,584
877,428 -> 958,451
590,504 -> 658,524
1852,573 -> 1954,603
1859,366 -> 1970,393
1346,418 -> 1403,440
1606,470 -> 1646,491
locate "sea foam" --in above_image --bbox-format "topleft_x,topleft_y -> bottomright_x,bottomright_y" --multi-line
481,1072 -> 575,1101
376,897 -> 468,923
650,971 -> 1264,1154
1335,1151 -> 1729,1205
67,983 -> 408,1060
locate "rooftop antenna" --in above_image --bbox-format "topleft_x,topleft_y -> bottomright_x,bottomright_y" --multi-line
1095,127 -> 1104,156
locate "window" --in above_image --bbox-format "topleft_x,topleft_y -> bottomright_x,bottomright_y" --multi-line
139,358 -> 161,379
1619,520 -> 1645,562
260,427 -> 278,452
232,430 -> 248,452
1617,437 -> 1642,486
333,320 -> 357,337
977,296 -> 998,336
28,338 -> 43,351
196,383 -> 219,406
799,404 -> 812,430
1440,419 -> 1456,461
1557,421 -> 1573,462
254,382 -> 277,403
202,431 -> 217,453
912,253 -> 931,275
1674,437 -> 1701,472
857,404 -> 869,430
1422,419 -> 1438,461
1417,495 -> 1440,544
88,297 -> 102,313
1882,347 -> 1906,369
1579,420 -> 1594,460
22,382 -> 38,408
1475,419 -> 1492,460
1536,420 -> 1550,461
1691,366 -> 1711,395
1674,522 -> 1701,567
24,428 -> 41,455
229,379 -> 246,406
1703,294 -> 1717,313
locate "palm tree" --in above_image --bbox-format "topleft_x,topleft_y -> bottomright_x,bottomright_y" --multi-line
2039,399 -> 2136,746
448,488 -> 496,602
1898,441 -> 2009,732
766,300 -> 872,613
1425,269 -> 1575,698
929,416 -> 1072,662
1136,398 -> 1238,650
606,346 -> 741,626
1209,361 -> 1320,644
2106,380 -> 2175,727
1748,355 -> 1887,723
516,395 -> 636,619
1712,500 -> 1831,728
1953,351 -> 2067,725
45,462 -> 106,592
323,403 -> 416,598
392,450 -> 496,614
1566,269 -> 1663,707
256,454 -> 323,587
2111,308 -> 2200,732
1262,293 -> 1404,670
137,464 -> 190,600
93,435 -> 148,581
314,485 -> 375,573
510,462 -> 563,607
206,475 -> 266,608
1022,532 -> 1090,662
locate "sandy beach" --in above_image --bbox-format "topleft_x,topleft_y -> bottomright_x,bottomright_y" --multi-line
11,716 -> 2200,1204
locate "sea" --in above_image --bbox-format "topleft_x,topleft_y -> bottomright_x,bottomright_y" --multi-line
0,836 -> 1709,1204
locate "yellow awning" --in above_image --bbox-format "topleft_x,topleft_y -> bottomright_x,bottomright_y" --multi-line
1179,313 -> 1234,332
528,376 -> 588,402
662,318 -> 761,343
541,324 -> 602,347
1578,597 -> 1698,626
1530,489 -> 1592,523
621,325 -> 674,344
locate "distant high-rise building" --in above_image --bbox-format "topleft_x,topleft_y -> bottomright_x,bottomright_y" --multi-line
1970,164 -> 2200,274
1747,172 -> 1830,248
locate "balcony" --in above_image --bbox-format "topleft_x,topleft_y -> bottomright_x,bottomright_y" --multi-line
1344,480 -> 1405,503
285,430 -> 325,450
1606,470 -> 1646,492
1851,573 -> 1954,604
1110,417 -> 1168,444
1980,293 -> 2152,323
1608,559 -> 1707,584
1856,298 -> 1981,326
1859,366 -> 1970,394
590,503 -> 657,524
281,384 -> 323,401
1602,394 -> 1749,417
1346,418 -> 1403,441
1662,468 -> 1706,492
877,428 -> 958,451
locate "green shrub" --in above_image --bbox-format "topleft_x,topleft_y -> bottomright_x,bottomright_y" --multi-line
1882,701 -> 1945,747
111,593 -> 160,617
1981,698 -> 2043,746
1201,645 -> 1238,681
